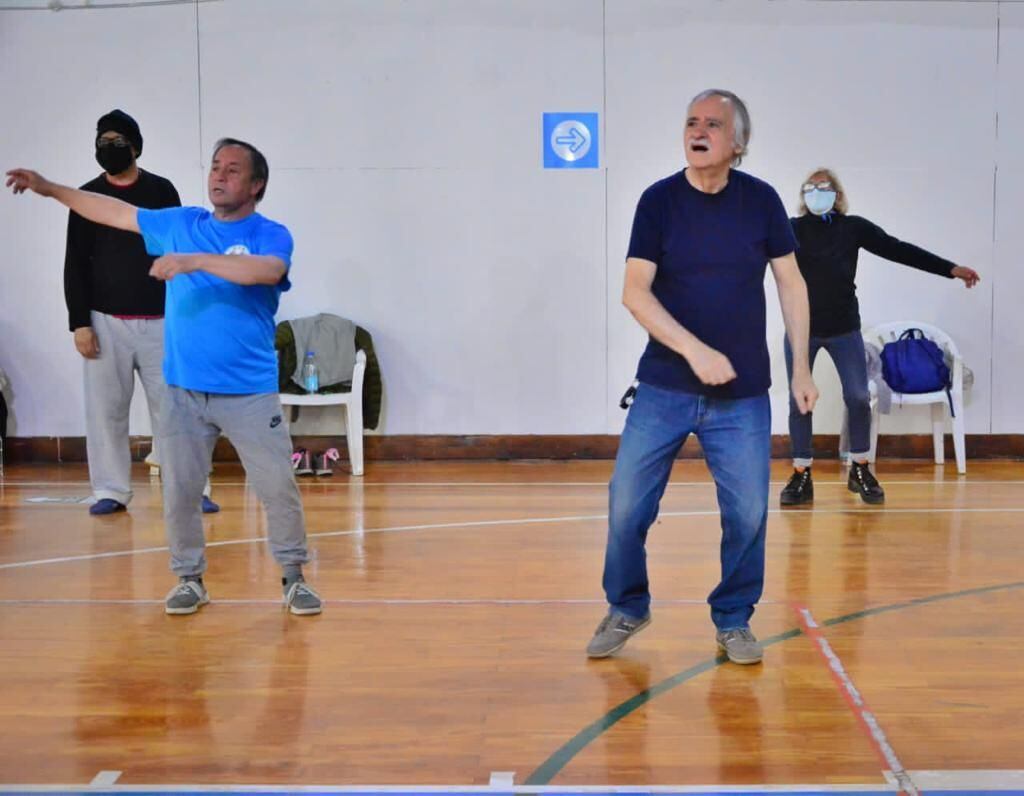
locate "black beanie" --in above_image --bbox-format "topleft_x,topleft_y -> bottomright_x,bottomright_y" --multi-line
96,109 -> 143,156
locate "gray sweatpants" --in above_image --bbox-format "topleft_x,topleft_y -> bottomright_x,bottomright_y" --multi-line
84,311 -> 164,505
159,386 -> 308,576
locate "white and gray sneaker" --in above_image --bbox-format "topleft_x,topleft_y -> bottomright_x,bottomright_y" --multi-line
164,578 -> 209,615
586,610 -> 651,658
283,577 -> 323,616
716,627 -> 763,665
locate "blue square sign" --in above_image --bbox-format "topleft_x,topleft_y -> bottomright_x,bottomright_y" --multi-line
543,112 -> 599,169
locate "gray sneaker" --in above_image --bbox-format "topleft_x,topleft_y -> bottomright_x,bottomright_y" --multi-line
283,578 -> 323,615
586,610 -> 651,658
164,578 -> 209,615
716,627 -> 763,664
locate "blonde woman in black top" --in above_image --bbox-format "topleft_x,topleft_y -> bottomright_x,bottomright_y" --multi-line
780,168 -> 979,506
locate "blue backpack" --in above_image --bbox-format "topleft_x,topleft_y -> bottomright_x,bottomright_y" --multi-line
880,328 -> 953,412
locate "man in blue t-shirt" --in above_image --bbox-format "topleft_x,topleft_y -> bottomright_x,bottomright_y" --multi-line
585,90 -> 818,665
8,139 -> 321,617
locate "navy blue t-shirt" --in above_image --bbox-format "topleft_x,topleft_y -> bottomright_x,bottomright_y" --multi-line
627,168 -> 796,398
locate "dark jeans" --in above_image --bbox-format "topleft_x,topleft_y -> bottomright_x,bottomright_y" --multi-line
784,330 -> 871,461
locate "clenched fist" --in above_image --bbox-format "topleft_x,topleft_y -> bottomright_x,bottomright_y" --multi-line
687,343 -> 737,386
150,254 -> 201,281
73,327 -> 100,359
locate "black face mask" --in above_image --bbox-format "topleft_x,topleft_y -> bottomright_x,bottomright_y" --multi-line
95,144 -> 134,175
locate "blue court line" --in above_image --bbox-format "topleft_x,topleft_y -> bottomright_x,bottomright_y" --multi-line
10,790 -> 1024,796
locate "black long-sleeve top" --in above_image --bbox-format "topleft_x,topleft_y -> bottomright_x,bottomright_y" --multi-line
63,170 -> 181,331
791,213 -> 956,338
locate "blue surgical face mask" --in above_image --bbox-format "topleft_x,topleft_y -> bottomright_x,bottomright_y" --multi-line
805,189 -> 837,216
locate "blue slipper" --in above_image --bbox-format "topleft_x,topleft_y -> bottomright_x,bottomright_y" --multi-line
89,498 -> 126,516
201,495 -> 220,514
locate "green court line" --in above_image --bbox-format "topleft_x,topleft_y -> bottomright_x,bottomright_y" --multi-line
525,579 -> 1024,785
822,579 -> 1024,626
525,629 -> 802,786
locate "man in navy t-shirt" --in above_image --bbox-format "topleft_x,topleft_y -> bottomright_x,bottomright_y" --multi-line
8,139 -> 322,617
585,90 -> 818,664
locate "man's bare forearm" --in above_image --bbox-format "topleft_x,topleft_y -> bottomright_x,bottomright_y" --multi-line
777,274 -> 811,376
47,182 -> 139,233
193,254 -> 286,286
623,285 -> 702,360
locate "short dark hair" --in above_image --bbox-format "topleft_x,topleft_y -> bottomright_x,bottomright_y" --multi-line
212,137 -> 269,201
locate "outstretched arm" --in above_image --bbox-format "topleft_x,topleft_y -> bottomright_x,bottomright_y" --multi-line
859,217 -> 980,288
6,169 -> 138,233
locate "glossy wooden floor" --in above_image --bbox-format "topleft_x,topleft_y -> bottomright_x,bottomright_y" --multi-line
1,459 -> 1023,789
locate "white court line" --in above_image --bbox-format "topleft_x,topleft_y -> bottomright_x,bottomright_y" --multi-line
3,506 -> 1024,573
488,772 -> 515,788
0,514 -> 610,571
907,769 -> 1024,788
89,771 -> 122,786
795,606 -> 917,796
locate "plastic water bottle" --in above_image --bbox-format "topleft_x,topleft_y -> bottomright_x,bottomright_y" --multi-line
302,351 -> 320,393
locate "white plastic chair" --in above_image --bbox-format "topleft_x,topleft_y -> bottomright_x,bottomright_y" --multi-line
856,321 -> 967,474
279,349 -> 367,476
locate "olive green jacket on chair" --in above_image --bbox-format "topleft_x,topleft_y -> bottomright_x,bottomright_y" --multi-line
275,320 -> 382,430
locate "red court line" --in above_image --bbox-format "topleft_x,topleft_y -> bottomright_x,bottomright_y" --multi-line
790,602 -> 917,796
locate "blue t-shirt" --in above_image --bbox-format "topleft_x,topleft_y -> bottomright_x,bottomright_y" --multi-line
627,169 -> 796,398
137,206 -> 293,394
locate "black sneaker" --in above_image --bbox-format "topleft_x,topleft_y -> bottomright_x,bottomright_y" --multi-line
780,468 -> 813,506
848,461 -> 885,504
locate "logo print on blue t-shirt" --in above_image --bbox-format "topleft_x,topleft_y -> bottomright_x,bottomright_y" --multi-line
225,244 -> 251,255
270,415 -> 282,428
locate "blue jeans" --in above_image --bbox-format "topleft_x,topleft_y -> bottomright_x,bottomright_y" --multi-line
784,330 -> 871,461
603,382 -> 771,630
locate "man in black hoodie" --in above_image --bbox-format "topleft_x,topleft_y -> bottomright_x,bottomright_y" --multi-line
65,109 -> 217,516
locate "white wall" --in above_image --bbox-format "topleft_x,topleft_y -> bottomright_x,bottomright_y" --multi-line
0,2 -> 201,437
1,0 -> 1020,440
992,2 -> 1024,433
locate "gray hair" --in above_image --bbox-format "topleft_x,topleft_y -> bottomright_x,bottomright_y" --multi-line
689,88 -> 751,166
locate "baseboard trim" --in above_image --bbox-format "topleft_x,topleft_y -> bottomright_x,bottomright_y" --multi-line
3,434 -> 1023,464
